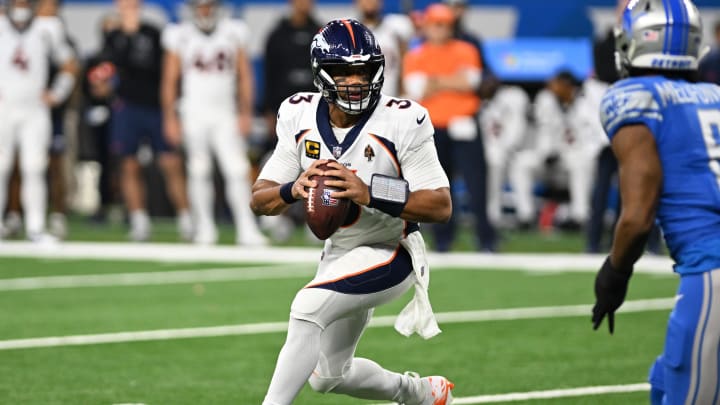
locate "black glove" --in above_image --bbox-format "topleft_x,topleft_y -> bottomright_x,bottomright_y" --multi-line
592,257 -> 632,334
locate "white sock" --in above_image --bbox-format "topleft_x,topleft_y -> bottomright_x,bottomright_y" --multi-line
329,358 -> 404,400
130,210 -> 150,228
263,318 -> 322,405
22,169 -> 47,235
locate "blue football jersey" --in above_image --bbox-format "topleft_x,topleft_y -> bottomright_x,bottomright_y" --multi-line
600,76 -> 720,274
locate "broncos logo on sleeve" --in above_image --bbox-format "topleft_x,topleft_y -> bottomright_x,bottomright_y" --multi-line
600,78 -> 664,139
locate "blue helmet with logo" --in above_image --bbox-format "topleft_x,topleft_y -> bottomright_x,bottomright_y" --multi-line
311,19 -> 385,115
615,0 -> 705,77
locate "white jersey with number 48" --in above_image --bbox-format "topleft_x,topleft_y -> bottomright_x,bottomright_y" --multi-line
162,19 -> 249,112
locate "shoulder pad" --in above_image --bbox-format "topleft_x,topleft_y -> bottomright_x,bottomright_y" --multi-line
600,78 -> 662,139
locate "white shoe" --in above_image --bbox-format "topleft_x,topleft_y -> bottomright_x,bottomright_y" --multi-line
177,211 -> 194,242
193,228 -> 218,245
129,218 -> 151,242
4,211 -> 22,238
420,376 -> 454,405
27,232 -> 59,245
259,215 -> 294,243
237,229 -> 269,247
403,372 -> 454,405
48,213 -> 68,240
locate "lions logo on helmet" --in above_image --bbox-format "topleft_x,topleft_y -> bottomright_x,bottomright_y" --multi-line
311,19 -> 385,115
615,0 -> 705,77
188,0 -> 220,33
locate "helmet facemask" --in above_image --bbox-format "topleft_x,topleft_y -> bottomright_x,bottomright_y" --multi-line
314,58 -> 384,115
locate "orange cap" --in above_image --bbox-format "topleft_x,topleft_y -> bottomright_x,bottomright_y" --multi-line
424,3 -> 455,25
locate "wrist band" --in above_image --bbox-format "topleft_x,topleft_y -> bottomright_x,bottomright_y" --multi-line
279,182 -> 297,205
367,174 -> 409,217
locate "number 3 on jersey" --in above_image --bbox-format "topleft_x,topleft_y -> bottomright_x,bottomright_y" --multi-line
698,109 -> 720,187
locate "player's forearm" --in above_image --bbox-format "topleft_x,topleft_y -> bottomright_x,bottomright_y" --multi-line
400,188 -> 452,223
161,53 -> 181,118
610,211 -> 654,272
236,52 -> 255,117
250,180 -> 292,216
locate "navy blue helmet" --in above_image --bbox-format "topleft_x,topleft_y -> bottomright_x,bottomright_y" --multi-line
311,19 -> 385,115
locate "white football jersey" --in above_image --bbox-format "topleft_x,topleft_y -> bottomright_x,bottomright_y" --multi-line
0,16 -> 74,107
162,19 -> 250,112
480,85 -> 529,153
259,93 -> 449,251
365,14 -> 414,97
532,85 -> 607,156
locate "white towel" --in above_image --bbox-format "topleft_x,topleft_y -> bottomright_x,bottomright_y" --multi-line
395,231 -> 441,339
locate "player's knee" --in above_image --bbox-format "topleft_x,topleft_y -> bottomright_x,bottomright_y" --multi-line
308,373 -> 343,394
187,157 -> 212,179
648,356 -> 665,405
20,156 -> 48,176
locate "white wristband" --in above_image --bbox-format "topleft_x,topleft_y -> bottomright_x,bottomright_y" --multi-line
49,71 -> 76,103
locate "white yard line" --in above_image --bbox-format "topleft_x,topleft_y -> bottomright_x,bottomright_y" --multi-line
0,298 -> 674,351
0,265 -> 316,291
371,383 -> 650,404
0,241 -> 675,273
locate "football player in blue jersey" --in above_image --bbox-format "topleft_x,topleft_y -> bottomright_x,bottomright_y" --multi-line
591,0 -> 720,404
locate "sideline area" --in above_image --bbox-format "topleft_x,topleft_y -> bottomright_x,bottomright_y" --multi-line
0,241 -> 675,274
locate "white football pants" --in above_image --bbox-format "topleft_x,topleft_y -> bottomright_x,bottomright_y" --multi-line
509,149 -> 595,224
0,104 -> 50,236
180,108 -> 260,243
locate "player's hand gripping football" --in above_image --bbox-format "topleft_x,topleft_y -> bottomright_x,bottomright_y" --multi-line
321,160 -> 371,206
592,257 -> 632,334
290,159 -> 329,200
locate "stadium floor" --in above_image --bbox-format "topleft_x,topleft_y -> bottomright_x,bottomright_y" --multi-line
0,243 -> 677,404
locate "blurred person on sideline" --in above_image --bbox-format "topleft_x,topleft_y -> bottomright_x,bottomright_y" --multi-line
442,0 -> 492,77
78,13 -> 122,223
509,71 -> 605,230
161,0 -> 267,246
478,76 -> 529,228
403,3 -> 496,252
591,1 -> 720,403
698,20 -> 720,85
260,0 -> 321,242
0,0 -> 77,243
355,0 -> 414,97
102,0 -> 192,241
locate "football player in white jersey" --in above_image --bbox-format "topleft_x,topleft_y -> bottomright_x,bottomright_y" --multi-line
0,0 -> 77,242
252,19 -> 454,405
479,77 -> 529,227
161,0 -> 267,245
509,71 -> 605,228
356,0 -> 414,97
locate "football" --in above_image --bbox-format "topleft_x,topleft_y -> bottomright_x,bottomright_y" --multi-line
305,161 -> 352,240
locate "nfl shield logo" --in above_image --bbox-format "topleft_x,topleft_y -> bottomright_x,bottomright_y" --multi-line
321,188 -> 339,207
332,146 -> 343,159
